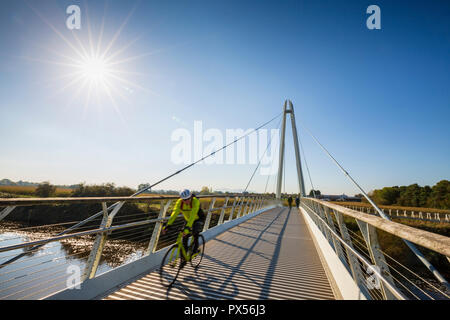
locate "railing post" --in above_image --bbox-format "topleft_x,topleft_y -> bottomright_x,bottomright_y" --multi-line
334,209 -> 371,298
356,220 -> 398,300
236,197 -> 246,218
256,196 -> 262,211
217,197 -> 229,225
244,197 -> 252,215
83,201 -> 124,280
203,198 -> 217,231
244,197 -> 251,215
247,197 -> 256,214
234,197 -> 243,219
244,197 -> 251,214
323,206 -> 348,267
250,197 -> 257,213
316,204 -> 336,250
0,206 -> 16,221
313,201 -> 326,235
146,200 -> 172,255
228,197 -> 239,221
257,196 -> 263,211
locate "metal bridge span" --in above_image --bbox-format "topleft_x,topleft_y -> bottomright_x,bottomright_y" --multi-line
1,101 -> 449,300
102,207 -> 335,300
1,195 -> 448,300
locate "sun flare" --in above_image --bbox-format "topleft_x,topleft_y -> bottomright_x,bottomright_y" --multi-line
29,3 -> 152,118
80,56 -> 109,83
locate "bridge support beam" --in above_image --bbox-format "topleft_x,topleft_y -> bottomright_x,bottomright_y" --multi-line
334,210 -> 372,298
0,206 -> 16,222
146,200 -> 172,255
217,197 -> 229,225
356,220 -> 398,300
203,198 -> 217,231
323,207 -> 349,269
83,201 -> 124,281
228,197 -> 239,222
276,100 -> 306,200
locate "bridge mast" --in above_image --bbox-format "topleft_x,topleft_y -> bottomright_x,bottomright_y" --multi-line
276,100 -> 306,199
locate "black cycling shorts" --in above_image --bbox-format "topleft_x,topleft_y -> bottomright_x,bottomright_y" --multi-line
192,219 -> 204,235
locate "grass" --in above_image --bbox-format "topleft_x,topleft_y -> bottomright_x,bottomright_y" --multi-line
0,185 -> 74,197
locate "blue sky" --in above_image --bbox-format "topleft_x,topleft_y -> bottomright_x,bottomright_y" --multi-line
0,0 -> 449,195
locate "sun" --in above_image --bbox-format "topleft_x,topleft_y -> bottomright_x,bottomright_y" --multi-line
27,2 -> 153,118
80,56 -> 109,83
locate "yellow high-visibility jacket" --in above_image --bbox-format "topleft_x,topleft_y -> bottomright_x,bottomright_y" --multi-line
167,197 -> 201,234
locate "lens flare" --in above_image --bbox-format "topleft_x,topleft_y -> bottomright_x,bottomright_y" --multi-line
80,56 -> 109,82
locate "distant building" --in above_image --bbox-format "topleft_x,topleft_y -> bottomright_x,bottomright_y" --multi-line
318,194 -> 362,202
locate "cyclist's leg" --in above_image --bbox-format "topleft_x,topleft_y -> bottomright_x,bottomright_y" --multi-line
180,222 -> 189,263
192,218 -> 204,253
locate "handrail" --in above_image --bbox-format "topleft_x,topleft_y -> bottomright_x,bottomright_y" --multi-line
0,217 -> 169,253
309,198 -> 450,258
0,194 -> 274,299
300,197 -> 450,300
0,194 -> 255,207
301,200 -> 407,300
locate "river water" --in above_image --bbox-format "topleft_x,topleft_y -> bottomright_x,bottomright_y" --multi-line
0,227 -> 147,300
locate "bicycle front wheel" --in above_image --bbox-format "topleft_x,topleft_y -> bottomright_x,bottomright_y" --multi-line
190,234 -> 205,269
160,244 -> 181,287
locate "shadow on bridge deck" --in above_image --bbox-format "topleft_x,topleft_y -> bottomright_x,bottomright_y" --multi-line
103,207 -> 335,300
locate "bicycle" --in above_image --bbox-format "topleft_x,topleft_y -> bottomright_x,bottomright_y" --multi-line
159,224 -> 205,287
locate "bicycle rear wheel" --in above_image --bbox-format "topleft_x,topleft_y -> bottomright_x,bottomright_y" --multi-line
189,234 -> 205,269
160,244 -> 182,287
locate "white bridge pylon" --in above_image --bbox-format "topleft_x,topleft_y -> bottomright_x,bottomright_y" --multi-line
276,100 -> 306,199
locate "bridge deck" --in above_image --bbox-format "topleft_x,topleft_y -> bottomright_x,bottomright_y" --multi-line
102,207 -> 335,300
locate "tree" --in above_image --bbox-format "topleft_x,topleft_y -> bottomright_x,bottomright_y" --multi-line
397,184 -> 421,207
427,180 -> 450,209
378,186 -> 400,205
309,190 -> 321,197
200,186 -> 212,195
35,182 -> 56,198
367,180 -> 449,209
71,183 -> 135,197
138,183 -> 151,193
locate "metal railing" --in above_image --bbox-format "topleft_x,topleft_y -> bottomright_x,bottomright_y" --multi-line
300,197 -> 450,300
341,204 -> 450,223
0,194 -> 274,299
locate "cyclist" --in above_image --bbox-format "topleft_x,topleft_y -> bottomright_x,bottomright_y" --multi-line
162,189 -> 205,265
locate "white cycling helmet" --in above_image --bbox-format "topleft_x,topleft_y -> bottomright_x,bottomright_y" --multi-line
180,189 -> 192,200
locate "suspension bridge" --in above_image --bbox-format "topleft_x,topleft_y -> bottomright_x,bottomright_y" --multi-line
0,100 -> 449,300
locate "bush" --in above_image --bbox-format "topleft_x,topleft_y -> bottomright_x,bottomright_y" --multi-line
71,183 -> 135,197
35,182 -> 56,198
